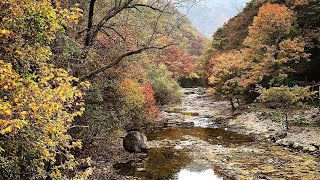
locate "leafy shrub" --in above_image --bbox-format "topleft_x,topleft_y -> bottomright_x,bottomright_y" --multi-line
257,86 -> 311,108
74,77 -> 159,145
117,79 -> 159,128
118,78 -> 146,111
257,85 -> 312,130
146,64 -> 183,105
0,62 -> 90,179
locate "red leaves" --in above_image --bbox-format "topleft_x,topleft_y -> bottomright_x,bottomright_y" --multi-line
142,81 -> 159,119
157,45 -> 195,77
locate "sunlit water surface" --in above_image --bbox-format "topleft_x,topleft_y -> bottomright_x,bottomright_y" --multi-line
177,169 -> 222,180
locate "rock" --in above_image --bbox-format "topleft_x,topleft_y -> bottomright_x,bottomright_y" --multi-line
309,146 -> 318,152
270,131 -> 287,142
266,102 -> 279,109
285,140 -> 294,147
136,168 -> 146,172
268,128 -> 275,131
275,139 -> 283,145
184,91 -> 195,95
258,174 -> 271,180
179,122 -> 194,127
276,139 -> 294,147
312,143 -> 320,148
123,131 -> 148,153
303,146 -> 310,152
293,143 -> 304,151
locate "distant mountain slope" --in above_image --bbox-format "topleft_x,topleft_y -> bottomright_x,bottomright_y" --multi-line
180,0 -> 250,37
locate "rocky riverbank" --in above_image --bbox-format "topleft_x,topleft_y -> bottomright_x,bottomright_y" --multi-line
163,88 -> 320,156
223,109 -> 320,156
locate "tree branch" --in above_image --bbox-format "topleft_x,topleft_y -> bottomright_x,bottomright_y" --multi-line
127,4 -> 173,14
79,44 -> 174,80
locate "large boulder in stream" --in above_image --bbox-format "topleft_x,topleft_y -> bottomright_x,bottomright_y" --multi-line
123,131 -> 148,153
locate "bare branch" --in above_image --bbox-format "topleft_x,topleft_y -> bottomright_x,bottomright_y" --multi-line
80,44 -> 175,80
101,26 -> 127,41
127,3 -> 173,14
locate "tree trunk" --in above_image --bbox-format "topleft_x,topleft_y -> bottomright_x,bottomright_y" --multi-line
85,0 -> 96,47
229,98 -> 235,111
285,112 -> 289,131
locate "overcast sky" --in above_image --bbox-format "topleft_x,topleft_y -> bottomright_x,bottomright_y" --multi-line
180,0 -> 250,37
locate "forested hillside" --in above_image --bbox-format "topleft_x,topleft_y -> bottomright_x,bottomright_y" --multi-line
0,0 -> 204,179
203,0 -> 320,109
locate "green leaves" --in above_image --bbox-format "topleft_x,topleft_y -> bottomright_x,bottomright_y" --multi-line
257,86 -> 312,108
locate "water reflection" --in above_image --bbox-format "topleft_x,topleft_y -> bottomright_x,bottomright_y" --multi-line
176,160 -> 223,180
114,147 -> 192,179
177,169 -> 222,180
114,128 -> 254,179
114,147 -> 226,180
147,127 -> 254,147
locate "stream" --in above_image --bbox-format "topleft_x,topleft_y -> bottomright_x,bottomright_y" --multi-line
114,88 -> 320,180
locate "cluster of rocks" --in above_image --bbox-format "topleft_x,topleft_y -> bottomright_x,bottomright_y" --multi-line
304,108 -> 320,125
269,131 -> 320,154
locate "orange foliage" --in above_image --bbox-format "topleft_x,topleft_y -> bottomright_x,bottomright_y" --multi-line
244,3 -> 294,47
157,45 -> 195,77
117,78 -> 159,120
142,82 -> 159,118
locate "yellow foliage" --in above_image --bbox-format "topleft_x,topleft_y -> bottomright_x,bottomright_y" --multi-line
118,79 -> 145,109
209,50 -> 249,99
0,60 -> 89,178
0,1 -> 90,179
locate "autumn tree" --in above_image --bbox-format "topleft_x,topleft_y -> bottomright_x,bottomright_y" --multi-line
208,50 -> 250,109
189,36 -> 205,56
156,45 -> 195,78
0,1 -> 90,179
206,2 -> 312,106
244,3 -> 294,47
73,0 -> 200,80
241,3 -> 309,88
202,1 -> 259,86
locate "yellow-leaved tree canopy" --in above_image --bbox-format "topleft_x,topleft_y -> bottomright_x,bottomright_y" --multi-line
0,0 -> 90,179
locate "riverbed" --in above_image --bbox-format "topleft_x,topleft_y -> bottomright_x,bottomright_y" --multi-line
113,88 -> 320,180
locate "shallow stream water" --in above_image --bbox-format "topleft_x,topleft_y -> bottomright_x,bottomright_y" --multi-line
114,127 -> 254,179
114,88 -> 320,180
